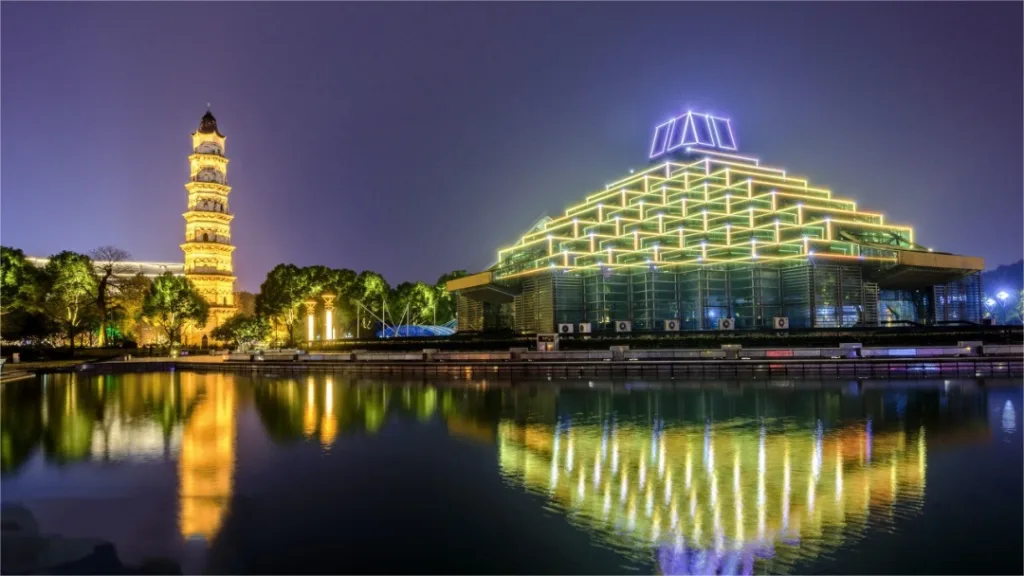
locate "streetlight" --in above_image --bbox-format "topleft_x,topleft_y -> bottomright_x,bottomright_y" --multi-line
995,291 -> 1011,324
985,298 -> 997,322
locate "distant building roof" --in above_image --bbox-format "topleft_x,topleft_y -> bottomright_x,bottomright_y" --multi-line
26,257 -> 184,279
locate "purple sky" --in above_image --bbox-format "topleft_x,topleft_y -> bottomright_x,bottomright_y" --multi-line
2,2 -> 1021,291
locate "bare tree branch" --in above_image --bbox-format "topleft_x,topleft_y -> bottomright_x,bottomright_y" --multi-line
89,246 -> 134,346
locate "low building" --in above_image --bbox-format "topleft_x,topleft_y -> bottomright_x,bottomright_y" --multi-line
25,257 -> 185,279
449,109 -> 983,333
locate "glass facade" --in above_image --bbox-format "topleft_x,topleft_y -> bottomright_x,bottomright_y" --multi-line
454,119 -> 983,333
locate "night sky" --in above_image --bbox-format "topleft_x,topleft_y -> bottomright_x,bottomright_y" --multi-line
2,2 -> 1021,291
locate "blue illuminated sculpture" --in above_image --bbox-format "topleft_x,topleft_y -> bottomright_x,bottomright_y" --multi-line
649,111 -> 736,158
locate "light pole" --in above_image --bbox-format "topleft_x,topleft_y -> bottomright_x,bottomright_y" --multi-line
322,292 -> 336,341
303,299 -> 317,345
985,298 -> 997,323
996,291 -> 1010,324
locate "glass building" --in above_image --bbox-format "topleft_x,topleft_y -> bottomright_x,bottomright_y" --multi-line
448,111 -> 984,333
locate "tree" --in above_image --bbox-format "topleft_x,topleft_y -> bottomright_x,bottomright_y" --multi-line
0,307 -> 59,344
255,264 -> 309,346
89,246 -> 134,346
303,265 -> 340,296
389,282 -> 416,325
236,291 -> 257,316
391,281 -> 437,326
353,271 -> 391,335
211,313 -> 271,349
434,270 -> 468,324
41,251 -> 98,353
1016,289 -> 1024,325
415,281 -> 439,325
1,246 -> 44,318
142,273 -> 210,345
110,273 -> 151,344
329,268 -> 362,336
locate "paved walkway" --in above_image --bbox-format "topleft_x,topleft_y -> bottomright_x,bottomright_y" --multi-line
117,355 -> 228,364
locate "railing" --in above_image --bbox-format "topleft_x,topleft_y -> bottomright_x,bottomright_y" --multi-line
192,356 -> 1022,381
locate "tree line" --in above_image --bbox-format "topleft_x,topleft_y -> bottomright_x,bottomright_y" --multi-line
253,264 -> 467,347
1,246 -> 210,350
1,244 -> 467,350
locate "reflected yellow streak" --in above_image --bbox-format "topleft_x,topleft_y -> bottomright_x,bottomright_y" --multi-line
178,373 -> 236,541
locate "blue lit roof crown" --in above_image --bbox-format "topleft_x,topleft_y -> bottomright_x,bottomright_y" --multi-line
649,111 -> 736,159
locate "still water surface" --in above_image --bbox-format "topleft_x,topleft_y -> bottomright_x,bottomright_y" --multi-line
1,372 -> 1021,574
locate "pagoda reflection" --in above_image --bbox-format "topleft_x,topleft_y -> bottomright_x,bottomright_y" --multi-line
178,372 -> 237,541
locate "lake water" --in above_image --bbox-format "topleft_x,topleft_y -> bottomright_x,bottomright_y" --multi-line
1,372 -> 1021,574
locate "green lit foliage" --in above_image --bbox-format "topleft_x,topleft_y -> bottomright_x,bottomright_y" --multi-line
434,270 -> 468,324
354,271 -> 391,331
0,246 -> 55,343
253,265 -> 470,342
41,251 -> 99,352
211,313 -> 271,349
302,265 -> 339,295
1,246 -> 40,316
111,273 -> 153,342
391,281 -> 437,325
142,273 -> 210,345
255,264 -> 309,346
300,266 -> 361,335
324,268 -> 358,333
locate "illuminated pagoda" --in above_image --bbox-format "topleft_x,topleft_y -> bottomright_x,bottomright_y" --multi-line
181,109 -> 238,342
448,109 -> 984,333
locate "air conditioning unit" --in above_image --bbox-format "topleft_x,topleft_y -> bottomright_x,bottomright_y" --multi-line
558,323 -> 574,334
718,318 -> 735,330
773,316 -> 790,330
615,320 -> 632,333
578,323 -> 592,334
664,319 -> 680,331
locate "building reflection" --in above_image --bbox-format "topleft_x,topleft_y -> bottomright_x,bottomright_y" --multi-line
178,372 -> 237,541
0,374 -> 1001,570
251,377 -> 395,444
1,373 -> 205,469
89,372 -> 201,461
494,385 -> 991,575
0,372 -> 239,543
248,379 -> 499,445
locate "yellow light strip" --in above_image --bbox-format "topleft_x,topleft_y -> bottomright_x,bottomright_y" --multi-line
495,151 -> 919,269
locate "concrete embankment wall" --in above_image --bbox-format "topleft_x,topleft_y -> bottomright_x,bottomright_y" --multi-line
308,343 -> 1023,363
61,342 -> 1023,381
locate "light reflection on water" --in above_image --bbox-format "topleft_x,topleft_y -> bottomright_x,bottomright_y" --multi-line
0,372 -> 1019,575
496,410 -> 928,574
